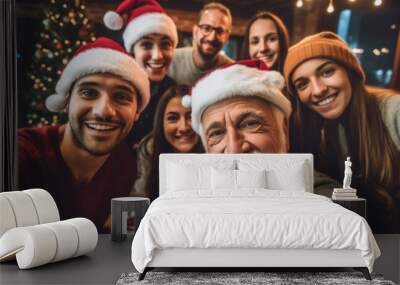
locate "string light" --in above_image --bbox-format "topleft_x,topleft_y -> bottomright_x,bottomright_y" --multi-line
295,0 -> 383,13
381,47 -> 389,54
327,0 -> 335,13
352,48 -> 364,54
373,48 -> 381,56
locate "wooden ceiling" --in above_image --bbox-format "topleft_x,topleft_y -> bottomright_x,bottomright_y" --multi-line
79,0 -> 294,18
16,0 -> 399,36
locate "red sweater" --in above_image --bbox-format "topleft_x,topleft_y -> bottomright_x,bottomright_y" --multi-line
18,126 -> 137,233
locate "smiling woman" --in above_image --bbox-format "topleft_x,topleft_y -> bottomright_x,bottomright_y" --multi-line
284,31 -> 400,233
240,11 -> 289,73
291,59 -> 352,120
132,34 -> 174,82
104,0 -> 178,145
132,85 -> 204,201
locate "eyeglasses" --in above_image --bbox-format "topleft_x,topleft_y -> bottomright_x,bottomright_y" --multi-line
197,24 -> 228,37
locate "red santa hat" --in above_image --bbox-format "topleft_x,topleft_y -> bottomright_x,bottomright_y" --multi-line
103,0 -> 178,52
45,37 -> 150,113
182,60 -> 292,135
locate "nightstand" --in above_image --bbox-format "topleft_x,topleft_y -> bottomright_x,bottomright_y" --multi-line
111,197 -> 150,242
332,198 -> 366,218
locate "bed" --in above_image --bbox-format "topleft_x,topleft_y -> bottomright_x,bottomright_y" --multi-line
131,154 -> 380,280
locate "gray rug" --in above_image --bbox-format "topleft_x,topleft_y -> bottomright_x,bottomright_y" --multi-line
117,271 -> 396,285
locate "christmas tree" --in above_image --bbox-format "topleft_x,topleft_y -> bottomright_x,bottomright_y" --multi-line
27,0 -> 96,127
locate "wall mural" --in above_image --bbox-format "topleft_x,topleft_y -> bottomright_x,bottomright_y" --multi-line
16,0 -> 400,234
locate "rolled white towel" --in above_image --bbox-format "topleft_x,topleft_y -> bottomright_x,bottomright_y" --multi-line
24,188 -> 60,224
0,196 -> 17,237
65,218 -> 98,257
0,189 -> 60,238
0,225 -> 57,268
0,218 -> 98,269
0,191 -> 39,228
42,221 -> 79,263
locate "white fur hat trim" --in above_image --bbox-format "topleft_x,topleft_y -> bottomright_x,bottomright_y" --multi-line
123,12 -> 178,52
189,65 -> 292,134
45,48 -> 150,113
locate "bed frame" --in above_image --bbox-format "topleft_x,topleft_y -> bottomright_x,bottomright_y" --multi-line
138,154 -> 371,280
142,248 -> 370,280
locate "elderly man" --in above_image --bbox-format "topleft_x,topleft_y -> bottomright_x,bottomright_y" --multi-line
182,59 -> 340,196
168,2 -> 234,85
18,38 -> 150,232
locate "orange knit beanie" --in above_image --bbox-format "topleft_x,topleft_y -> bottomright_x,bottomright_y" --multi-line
284,31 -> 365,95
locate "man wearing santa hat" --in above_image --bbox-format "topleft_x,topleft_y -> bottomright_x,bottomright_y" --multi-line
183,60 -> 290,153
18,38 -> 150,233
168,2 -> 234,85
183,59 -> 340,195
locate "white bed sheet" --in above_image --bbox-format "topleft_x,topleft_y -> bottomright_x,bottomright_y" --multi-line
131,190 -> 380,273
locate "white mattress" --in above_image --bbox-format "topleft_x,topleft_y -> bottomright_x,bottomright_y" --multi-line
131,190 -> 380,273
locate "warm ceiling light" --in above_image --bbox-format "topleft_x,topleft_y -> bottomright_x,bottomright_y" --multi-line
349,0 -> 356,2
374,0 -> 382,6
352,48 -> 364,54
381,47 -> 389,54
327,0 -> 335,13
296,0 -> 304,8
373,48 -> 381,56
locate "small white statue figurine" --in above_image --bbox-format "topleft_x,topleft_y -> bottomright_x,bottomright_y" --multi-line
343,157 -> 352,189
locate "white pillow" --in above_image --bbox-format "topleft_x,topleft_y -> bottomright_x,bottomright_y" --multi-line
166,159 -> 236,192
211,169 -> 267,190
266,162 -> 307,191
167,162 -> 210,191
211,168 -> 236,190
237,169 -> 267,188
238,159 -> 309,191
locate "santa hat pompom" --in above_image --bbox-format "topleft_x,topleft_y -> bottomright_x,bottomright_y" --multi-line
45,94 -> 67,113
181,94 -> 192,108
103,11 -> 124,30
263,70 -> 285,90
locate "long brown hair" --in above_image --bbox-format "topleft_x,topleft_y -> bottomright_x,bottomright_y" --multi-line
141,85 -> 204,201
240,11 -> 289,73
291,69 -> 400,230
